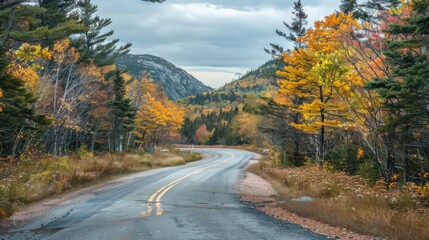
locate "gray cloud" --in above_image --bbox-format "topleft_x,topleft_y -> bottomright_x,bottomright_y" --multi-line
92,0 -> 340,86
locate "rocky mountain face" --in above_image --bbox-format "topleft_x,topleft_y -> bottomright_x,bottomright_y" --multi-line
116,54 -> 212,100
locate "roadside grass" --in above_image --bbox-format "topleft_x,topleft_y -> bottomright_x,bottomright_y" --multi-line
0,146 -> 200,219
248,160 -> 429,240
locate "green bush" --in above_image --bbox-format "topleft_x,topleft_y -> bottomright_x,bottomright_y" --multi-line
357,159 -> 380,184
326,143 -> 359,175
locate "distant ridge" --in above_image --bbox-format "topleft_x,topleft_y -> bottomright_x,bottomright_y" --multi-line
117,54 -> 213,100
217,59 -> 278,94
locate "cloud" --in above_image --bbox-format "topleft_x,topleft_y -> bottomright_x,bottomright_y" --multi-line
92,0 -> 340,87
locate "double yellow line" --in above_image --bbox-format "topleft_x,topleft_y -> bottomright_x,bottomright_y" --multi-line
141,151 -> 235,217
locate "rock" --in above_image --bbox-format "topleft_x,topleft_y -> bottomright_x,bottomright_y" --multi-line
145,146 -> 156,154
293,196 -> 314,202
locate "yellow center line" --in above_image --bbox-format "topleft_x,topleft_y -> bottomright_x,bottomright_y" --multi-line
140,185 -> 167,217
142,151 -> 235,217
155,181 -> 182,215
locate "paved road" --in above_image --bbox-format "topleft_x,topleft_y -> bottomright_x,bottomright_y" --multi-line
0,148 -> 328,240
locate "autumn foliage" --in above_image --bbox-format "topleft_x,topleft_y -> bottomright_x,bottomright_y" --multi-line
266,0 -> 429,195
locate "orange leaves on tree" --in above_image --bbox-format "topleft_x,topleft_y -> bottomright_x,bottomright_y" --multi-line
277,12 -> 363,163
52,39 -> 80,64
195,124 -> 211,144
8,43 -> 51,89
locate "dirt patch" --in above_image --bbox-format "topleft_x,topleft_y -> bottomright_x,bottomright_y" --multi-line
236,160 -> 276,204
236,159 -> 374,240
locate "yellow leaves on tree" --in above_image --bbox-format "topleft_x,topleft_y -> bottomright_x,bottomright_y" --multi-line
133,93 -> 184,148
52,39 -> 80,64
127,72 -> 160,107
278,12 -> 360,163
8,43 -> 51,89
231,112 -> 262,145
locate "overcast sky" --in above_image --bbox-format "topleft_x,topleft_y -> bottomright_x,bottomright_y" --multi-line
92,0 -> 340,88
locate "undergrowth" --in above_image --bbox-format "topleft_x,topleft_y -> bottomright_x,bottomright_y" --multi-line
248,159 -> 429,240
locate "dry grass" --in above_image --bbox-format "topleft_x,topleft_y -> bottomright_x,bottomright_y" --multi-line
0,147 -> 200,218
248,161 -> 429,240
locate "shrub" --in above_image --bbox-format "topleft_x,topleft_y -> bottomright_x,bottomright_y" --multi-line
357,159 -> 380,184
326,143 -> 359,174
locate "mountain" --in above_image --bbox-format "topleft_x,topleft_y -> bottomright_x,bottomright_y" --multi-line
179,59 -> 280,116
217,59 -> 278,94
116,54 -> 213,100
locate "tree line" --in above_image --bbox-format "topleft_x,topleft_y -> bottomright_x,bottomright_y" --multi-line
0,0 -> 183,158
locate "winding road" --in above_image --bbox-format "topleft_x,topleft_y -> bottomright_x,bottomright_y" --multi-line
0,148 -> 328,240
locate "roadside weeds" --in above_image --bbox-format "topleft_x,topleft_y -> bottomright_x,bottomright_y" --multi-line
246,160 -> 429,240
0,146 -> 200,220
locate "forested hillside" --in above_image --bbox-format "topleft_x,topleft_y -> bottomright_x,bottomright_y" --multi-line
178,60 -> 278,145
218,59 -> 278,93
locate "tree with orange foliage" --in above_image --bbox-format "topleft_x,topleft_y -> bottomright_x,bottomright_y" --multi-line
195,124 -> 211,145
278,13 -> 359,167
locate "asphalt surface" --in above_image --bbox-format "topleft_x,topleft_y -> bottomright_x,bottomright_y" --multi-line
0,148 -> 329,240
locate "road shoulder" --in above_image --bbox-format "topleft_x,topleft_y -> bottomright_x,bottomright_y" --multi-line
236,157 -> 374,240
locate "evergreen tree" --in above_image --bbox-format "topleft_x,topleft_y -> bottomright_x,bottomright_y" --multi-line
261,0 -> 308,167
264,0 -> 308,57
73,0 -> 131,67
340,0 -> 358,14
257,97 -> 305,166
366,0 -> 429,186
339,0 -> 372,20
0,1 -> 84,49
360,0 -> 402,22
0,53 -> 50,157
107,69 -> 136,152
38,0 -> 77,29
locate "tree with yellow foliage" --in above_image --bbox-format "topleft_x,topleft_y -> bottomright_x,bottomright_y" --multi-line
133,92 -> 184,150
278,13 -> 359,167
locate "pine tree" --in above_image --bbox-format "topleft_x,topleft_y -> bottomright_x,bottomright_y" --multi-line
340,0 -> 358,13
262,0 -> 308,166
0,53 -> 50,157
264,0 -> 308,57
73,0 -> 131,67
0,1 -> 84,49
107,69 -> 136,152
339,0 -> 370,19
360,0 -> 402,22
38,0 -> 77,29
